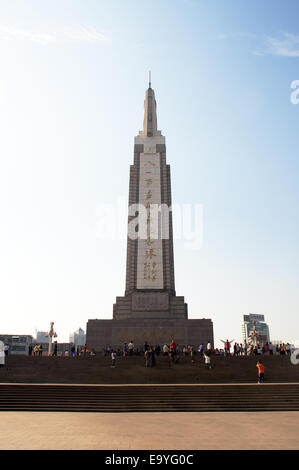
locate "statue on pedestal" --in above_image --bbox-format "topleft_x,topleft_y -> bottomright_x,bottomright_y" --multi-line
247,321 -> 259,355
45,322 -> 57,356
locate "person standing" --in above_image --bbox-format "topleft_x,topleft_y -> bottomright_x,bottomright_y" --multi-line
0,341 -> 5,367
190,346 -> 195,364
111,350 -> 116,368
151,347 -> 156,367
256,360 -> 265,383
204,352 -> 212,370
0,343 -> 4,368
169,348 -> 175,365
28,344 -> 33,356
170,339 -> 176,356
144,349 -> 150,368
4,345 -> 9,357
220,339 -> 234,357
128,340 -> 134,356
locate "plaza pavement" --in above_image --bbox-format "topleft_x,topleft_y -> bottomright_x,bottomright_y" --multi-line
0,411 -> 299,450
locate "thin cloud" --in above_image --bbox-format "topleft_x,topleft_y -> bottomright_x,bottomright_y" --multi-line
217,30 -> 299,58
0,24 -> 109,45
265,32 -> 299,57
251,50 -> 266,57
217,32 -> 257,40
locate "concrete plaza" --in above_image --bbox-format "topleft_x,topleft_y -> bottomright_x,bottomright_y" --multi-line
0,411 -> 298,450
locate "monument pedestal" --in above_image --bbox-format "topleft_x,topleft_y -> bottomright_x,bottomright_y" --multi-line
113,291 -> 187,320
87,317 -> 213,351
87,291 -> 213,351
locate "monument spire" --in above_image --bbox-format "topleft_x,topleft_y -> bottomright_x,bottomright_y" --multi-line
142,76 -> 158,137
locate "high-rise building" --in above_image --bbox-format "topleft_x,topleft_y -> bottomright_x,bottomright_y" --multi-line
242,314 -> 270,345
87,80 -> 214,350
36,331 -> 49,344
69,327 -> 86,347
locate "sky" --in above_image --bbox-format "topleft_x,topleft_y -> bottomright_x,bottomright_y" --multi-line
0,0 -> 298,348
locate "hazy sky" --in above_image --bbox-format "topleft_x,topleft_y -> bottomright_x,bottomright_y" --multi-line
0,0 -> 298,347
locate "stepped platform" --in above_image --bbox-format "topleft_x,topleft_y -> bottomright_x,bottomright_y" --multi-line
0,354 -> 298,385
0,356 -> 298,413
0,383 -> 299,412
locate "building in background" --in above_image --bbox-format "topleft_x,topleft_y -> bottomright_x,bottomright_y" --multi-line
69,327 -> 86,347
242,314 -> 270,345
0,334 -> 33,355
36,331 -> 49,344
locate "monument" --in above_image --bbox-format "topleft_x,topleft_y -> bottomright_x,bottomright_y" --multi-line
87,79 -> 214,350
45,321 -> 57,356
247,321 -> 259,355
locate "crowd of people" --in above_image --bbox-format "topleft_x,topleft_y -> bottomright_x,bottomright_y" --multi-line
28,343 -> 45,356
102,338 -> 295,372
215,340 -> 293,357
26,342 -> 93,357
2,337 -> 295,383
104,339 -> 294,383
2,338 -> 292,364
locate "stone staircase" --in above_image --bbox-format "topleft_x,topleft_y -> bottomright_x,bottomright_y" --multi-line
0,383 -> 299,412
2,355 -> 298,385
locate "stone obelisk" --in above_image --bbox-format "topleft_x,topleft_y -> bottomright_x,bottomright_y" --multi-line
114,78 -> 187,320
87,80 -> 213,350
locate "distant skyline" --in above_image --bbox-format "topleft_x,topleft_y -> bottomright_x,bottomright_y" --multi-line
0,0 -> 298,349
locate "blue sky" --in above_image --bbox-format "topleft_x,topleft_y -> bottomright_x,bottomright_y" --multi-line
0,0 -> 298,347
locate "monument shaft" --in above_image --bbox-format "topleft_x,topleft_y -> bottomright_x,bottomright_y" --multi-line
114,84 -> 186,320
